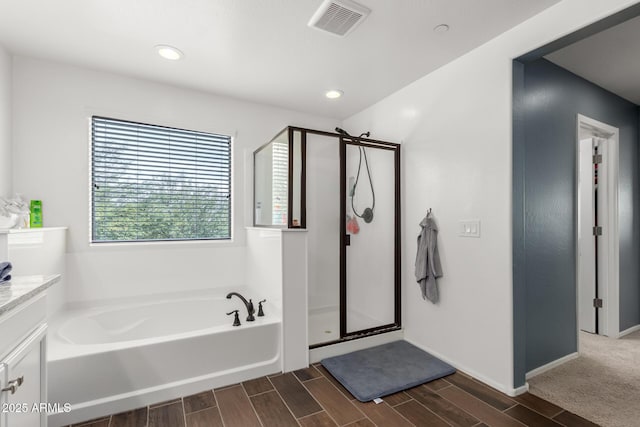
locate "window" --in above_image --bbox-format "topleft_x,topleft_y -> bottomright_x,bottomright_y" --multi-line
91,116 -> 231,243
271,138 -> 288,225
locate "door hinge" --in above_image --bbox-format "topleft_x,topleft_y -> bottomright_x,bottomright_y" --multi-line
593,298 -> 603,308
593,154 -> 602,164
345,234 -> 351,246
593,226 -> 603,236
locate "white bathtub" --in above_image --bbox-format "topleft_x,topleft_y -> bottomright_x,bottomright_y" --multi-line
47,291 -> 281,427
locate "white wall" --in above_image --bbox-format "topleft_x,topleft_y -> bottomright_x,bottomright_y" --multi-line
0,45 -> 11,197
11,56 -> 337,303
344,0 -> 639,394
245,228 -> 283,311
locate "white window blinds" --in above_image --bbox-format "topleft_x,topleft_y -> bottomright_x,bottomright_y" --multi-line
91,116 -> 231,242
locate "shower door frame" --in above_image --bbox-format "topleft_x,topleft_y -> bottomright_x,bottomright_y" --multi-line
288,126 -> 401,349
339,136 -> 402,340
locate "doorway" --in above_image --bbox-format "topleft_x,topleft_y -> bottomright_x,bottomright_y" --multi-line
576,114 -> 620,338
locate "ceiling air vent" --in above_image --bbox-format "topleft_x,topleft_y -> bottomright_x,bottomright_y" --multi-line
308,0 -> 371,37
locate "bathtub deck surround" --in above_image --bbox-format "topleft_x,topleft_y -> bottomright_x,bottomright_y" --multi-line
47,289 -> 281,426
245,227 -> 309,372
66,367 -> 592,427
7,227 -> 68,316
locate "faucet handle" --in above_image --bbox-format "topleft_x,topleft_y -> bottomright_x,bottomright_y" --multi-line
226,310 -> 241,327
258,299 -> 266,317
246,299 -> 255,321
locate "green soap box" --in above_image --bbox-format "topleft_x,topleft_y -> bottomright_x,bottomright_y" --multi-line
30,200 -> 43,228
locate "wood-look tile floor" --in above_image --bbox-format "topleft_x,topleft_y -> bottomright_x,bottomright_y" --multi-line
69,364 -> 599,427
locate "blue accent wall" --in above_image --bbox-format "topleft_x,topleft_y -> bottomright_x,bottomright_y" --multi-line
513,58 -> 640,384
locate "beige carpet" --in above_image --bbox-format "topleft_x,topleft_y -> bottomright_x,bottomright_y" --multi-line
528,330 -> 640,427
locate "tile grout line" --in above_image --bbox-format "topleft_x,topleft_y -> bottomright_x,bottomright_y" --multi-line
183,392 -> 218,416
313,365 -> 352,399
240,383 -> 266,427
512,394 -> 570,422
397,398 -> 454,427
435,383 -> 453,391
149,399 -> 182,409
382,400 -> 420,427
399,387 -> 455,427
435,384 -> 527,427
342,416 -> 370,427
263,375 -> 306,426
450,375 -> 518,409
244,386 -> 276,399
388,393 -> 413,407
552,410 -> 574,427
551,409 -> 567,419
464,375 -> 566,423
299,372 -> 370,425
180,397 -> 187,427
296,375 -> 344,427
212,388 -> 228,427
295,408 -> 332,422
502,402 -> 520,412
351,394 -> 417,427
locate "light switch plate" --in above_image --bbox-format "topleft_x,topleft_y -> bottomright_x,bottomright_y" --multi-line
459,220 -> 480,237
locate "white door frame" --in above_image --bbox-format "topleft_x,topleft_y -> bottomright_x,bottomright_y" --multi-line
575,114 -> 620,340
577,136 -> 597,333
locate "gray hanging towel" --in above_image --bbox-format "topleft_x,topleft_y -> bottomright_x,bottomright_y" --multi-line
415,213 -> 442,303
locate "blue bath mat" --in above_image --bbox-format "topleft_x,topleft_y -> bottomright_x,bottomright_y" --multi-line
321,340 -> 456,402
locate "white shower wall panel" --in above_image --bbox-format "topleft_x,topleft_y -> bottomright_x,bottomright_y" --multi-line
306,134 -> 341,312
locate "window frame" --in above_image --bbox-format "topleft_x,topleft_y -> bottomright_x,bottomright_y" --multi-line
89,115 -> 233,245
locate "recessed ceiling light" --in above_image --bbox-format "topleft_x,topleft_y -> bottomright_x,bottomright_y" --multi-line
433,24 -> 450,34
156,45 -> 183,61
325,89 -> 343,99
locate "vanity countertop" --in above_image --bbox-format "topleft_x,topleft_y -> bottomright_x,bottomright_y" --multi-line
0,275 -> 61,316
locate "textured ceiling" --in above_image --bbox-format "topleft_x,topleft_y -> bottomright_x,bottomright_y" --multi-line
0,0 -> 560,119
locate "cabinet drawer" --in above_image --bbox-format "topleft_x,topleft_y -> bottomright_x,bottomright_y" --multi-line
0,295 -> 46,361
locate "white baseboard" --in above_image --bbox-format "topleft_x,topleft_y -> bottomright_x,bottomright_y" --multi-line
617,324 -> 640,338
403,338 -> 523,397
512,382 -> 529,396
525,352 -> 579,380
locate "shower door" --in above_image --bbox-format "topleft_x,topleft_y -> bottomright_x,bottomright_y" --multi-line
340,137 -> 401,337
291,127 -> 400,348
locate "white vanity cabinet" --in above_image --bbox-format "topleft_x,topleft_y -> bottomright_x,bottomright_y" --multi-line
0,293 -> 50,427
1,325 -> 47,427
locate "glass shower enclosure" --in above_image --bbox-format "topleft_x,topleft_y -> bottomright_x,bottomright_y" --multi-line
254,128 -> 304,228
254,126 -> 400,347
